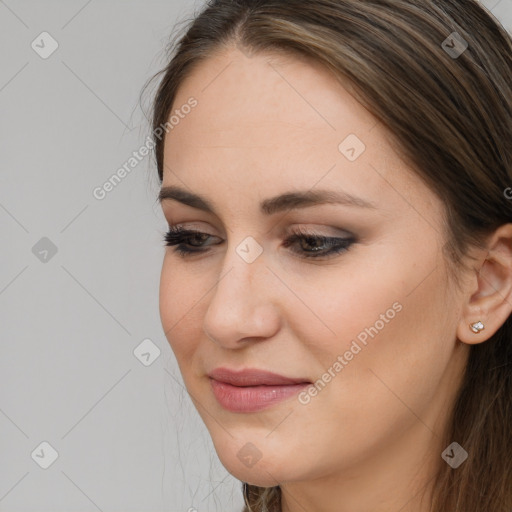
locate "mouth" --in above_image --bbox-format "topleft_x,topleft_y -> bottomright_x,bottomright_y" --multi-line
208,367 -> 312,413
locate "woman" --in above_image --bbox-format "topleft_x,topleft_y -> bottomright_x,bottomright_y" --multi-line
148,0 -> 512,510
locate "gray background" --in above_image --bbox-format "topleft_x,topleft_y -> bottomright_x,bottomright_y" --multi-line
1,1 -> 511,511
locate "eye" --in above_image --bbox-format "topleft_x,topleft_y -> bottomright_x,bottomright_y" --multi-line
163,226 -> 221,256
162,225 -> 356,259
282,227 -> 355,259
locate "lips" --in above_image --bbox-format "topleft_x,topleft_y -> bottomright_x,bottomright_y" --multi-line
208,367 -> 311,386
208,367 -> 312,413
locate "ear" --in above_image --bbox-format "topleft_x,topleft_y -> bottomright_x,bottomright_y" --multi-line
457,223 -> 512,345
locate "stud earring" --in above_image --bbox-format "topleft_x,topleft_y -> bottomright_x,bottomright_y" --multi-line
470,321 -> 485,333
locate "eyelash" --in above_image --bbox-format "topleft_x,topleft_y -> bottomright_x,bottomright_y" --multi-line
163,225 -> 355,260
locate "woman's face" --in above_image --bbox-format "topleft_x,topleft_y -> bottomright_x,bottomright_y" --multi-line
158,46 -> 470,491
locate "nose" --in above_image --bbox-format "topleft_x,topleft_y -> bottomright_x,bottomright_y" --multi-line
202,244 -> 281,349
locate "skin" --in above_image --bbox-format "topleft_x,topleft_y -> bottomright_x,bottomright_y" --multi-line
158,45 -> 512,512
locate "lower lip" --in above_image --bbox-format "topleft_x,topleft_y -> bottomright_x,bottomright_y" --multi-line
209,378 -> 310,413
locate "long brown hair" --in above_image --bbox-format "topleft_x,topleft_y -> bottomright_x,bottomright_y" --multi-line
146,1 -> 512,510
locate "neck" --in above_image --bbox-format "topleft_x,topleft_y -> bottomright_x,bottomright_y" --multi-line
280,420 -> 444,512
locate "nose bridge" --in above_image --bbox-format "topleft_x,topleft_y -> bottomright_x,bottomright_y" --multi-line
216,233 -> 268,298
202,237 -> 280,345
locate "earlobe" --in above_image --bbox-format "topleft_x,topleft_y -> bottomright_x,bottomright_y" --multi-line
469,320 -> 485,334
457,223 -> 512,345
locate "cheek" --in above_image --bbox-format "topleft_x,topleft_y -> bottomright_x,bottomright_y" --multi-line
283,255 -> 408,364
295,241 -> 453,406
159,255 -> 203,361
358,281 -> 452,409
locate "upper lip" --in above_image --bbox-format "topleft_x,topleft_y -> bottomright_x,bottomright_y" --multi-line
208,367 -> 311,387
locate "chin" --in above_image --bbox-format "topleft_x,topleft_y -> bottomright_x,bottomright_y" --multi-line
210,435 -> 292,487
221,454 -> 286,487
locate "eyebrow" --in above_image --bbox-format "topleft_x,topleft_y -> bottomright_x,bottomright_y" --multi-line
158,185 -> 377,215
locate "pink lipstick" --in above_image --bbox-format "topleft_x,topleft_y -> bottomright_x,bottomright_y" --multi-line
208,367 -> 311,413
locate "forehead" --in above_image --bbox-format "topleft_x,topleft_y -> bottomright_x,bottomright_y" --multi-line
167,46 -> 376,153
161,46 -> 439,222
